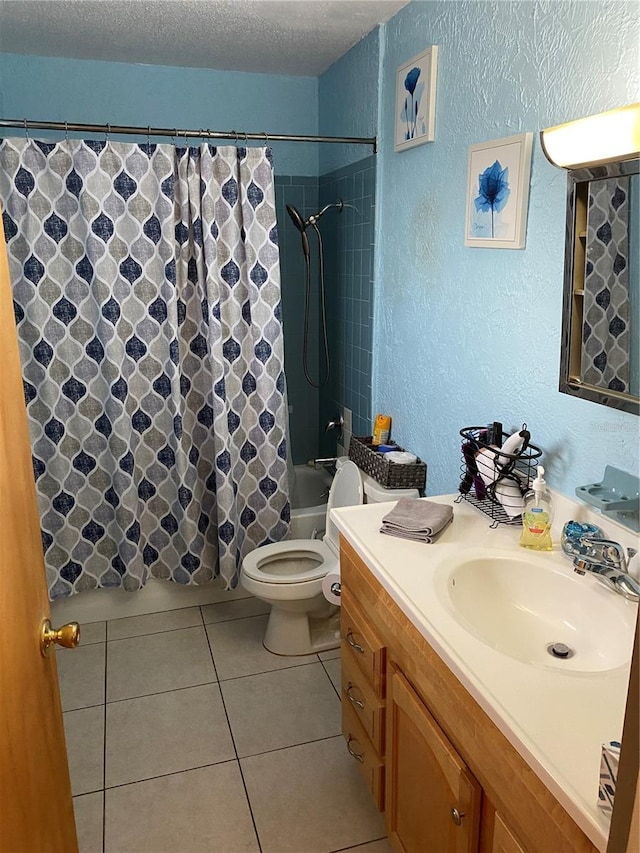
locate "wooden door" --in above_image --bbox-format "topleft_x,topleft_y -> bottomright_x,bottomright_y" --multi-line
0,217 -> 78,850
386,666 -> 481,853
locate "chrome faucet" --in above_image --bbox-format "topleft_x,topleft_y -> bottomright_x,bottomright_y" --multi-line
572,537 -> 640,602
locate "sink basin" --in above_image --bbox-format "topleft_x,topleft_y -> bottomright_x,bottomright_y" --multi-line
435,554 -> 636,673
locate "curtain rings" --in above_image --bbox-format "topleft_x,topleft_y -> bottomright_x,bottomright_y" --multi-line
23,118 -> 29,140
243,131 -> 248,145
263,131 -> 269,145
147,126 -> 151,147
172,128 -> 177,146
64,121 -> 69,142
106,123 -> 111,142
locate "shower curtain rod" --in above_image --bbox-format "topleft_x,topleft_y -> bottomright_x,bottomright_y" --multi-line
0,118 -> 377,152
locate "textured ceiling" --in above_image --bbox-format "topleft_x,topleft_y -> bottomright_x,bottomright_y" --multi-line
0,0 -> 409,76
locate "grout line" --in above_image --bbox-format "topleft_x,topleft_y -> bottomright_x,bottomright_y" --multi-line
203,612 -> 264,853
106,623 -> 206,643
216,658 -> 325,684
103,758 -> 239,792
105,679 -> 220,706
319,658 -> 342,700
236,733 -> 344,763
329,837 -> 389,853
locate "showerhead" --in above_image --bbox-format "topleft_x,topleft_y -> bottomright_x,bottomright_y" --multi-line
286,204 -> 306,233
286,204 -> 310,259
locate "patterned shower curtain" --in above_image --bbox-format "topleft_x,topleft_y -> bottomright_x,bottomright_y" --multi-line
0,139 -> 290,598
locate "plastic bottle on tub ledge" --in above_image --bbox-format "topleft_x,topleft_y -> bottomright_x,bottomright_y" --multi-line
372,414 -> 392,447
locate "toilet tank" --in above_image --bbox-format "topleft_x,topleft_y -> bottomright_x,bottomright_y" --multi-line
336,456 -> 420,504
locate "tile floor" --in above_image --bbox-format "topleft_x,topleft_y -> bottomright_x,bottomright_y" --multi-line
57,594 -> 392,853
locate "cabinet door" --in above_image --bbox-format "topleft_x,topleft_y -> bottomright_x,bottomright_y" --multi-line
386,667 -> 481,853
492,812 -> 526,853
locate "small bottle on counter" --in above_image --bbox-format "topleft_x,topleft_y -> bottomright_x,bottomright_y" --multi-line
372,414 -> 391,446
519,465 -> 553,551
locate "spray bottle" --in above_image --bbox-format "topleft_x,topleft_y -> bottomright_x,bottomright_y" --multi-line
519,465 -> 553,551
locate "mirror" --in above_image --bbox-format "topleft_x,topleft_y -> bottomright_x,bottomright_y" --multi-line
559,158 -> 639,415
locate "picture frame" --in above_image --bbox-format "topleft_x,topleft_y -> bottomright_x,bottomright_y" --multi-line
394,46 -> 438,152
464,132 -> 533,249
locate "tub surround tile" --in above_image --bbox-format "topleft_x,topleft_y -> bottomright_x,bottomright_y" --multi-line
63,706 -> 105,796
240,736 -> 386,853
107,606 -> 202,641
78,621 -> 106,645
201,597 -> 270,625
105,683 -> 234,787
104,763 -> 260,853
106,626 -> 216,702
205,614 -> 317,680
57,642 -> 105,711
221,662 -> 341,757
73,792 -> 104,853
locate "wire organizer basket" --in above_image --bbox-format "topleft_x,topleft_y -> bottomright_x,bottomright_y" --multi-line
455,425 -> 542,527
348,436 -> 427,492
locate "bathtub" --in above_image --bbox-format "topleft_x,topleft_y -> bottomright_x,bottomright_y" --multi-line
290,463 -> 333,539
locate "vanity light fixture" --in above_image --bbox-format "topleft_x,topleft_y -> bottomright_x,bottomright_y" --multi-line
540,102 -> 640,169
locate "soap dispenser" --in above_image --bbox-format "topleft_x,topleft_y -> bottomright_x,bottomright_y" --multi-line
520,465 -> 553,551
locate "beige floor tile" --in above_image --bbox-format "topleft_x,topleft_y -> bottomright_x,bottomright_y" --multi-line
241,736 -> 386,853
105,683 -> 234,787
63,706 -> 104,796
221,662 -> 341,757
73,792 -> 104,853
79,621 -> 106,645
323,657 -> 341,695
318,647 -> 341,661
337,840 -> 394,853
104,762 -> 259,853
206,614 -> 317,680
106,626 -> 215,701
201,596 -> 270,624
107,606 -> 202,640
57,643 -> 105,711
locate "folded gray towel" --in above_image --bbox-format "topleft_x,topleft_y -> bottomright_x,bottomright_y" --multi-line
380,497 -> 453,543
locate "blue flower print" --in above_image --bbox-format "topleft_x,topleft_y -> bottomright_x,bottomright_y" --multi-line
474,160 -> 510,238
402,67 -> 422,140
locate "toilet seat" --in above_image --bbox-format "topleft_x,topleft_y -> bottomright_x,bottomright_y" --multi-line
241,539 -> 334,584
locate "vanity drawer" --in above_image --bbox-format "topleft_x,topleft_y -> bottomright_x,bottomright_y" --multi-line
342,648 -> 386,755
342,689 -> 385,811
341,595 -> 386,699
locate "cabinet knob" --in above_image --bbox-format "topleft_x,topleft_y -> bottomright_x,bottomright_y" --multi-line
346,630 -> 365,654
450,807 -> 465,826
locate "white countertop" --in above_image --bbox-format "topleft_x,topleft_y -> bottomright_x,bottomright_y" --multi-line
331,493 -> 638,852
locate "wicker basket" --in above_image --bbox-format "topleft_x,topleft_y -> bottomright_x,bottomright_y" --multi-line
348,436 -> 427,492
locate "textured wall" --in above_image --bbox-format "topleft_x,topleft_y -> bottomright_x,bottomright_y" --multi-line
0,53 -> 319,175
375,0 -> 640,497
318,28 -> 380,175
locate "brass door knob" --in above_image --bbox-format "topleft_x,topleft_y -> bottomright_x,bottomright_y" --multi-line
40,619 -> 80,657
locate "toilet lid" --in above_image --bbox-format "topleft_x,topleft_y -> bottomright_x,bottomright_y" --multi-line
242,539 -> 333,584
324,460 -> 363,551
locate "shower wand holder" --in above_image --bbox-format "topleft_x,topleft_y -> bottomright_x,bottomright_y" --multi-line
348,436 -> 426,492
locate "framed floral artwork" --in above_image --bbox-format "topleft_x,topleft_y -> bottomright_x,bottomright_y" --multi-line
394,46 -> 438,152
465,132 -> 534,249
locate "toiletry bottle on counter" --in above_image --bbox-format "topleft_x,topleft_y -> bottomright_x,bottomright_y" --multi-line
519,465 -> 553,551
372,414 -> 391,446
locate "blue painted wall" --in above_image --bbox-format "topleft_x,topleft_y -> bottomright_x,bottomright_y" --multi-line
372,0 -> 640,498
0,53 -> 319,175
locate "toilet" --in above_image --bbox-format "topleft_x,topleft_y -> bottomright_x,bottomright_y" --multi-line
241,459 -> 420,656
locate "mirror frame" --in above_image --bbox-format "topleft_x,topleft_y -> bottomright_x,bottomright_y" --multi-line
559,158 -> 640,415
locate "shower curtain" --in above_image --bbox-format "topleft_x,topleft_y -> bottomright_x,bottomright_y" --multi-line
0,138 -> 290,598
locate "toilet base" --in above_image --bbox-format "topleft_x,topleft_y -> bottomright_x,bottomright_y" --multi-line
263,602 -> 340,656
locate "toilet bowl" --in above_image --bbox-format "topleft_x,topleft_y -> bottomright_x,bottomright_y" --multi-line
241,460 -> 364,655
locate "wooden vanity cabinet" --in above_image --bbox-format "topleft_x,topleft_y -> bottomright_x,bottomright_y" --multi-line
339,537 -> 599,853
